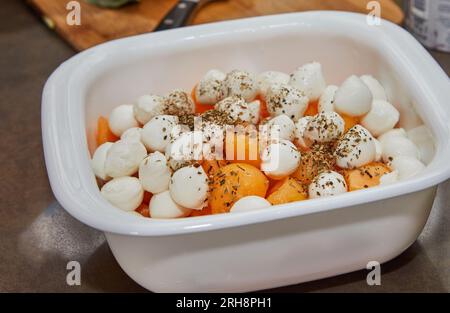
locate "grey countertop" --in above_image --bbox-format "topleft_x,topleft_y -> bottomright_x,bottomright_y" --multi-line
1,1 -> 449,292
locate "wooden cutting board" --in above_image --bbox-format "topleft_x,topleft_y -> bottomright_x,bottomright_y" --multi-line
27,0 -> 404,51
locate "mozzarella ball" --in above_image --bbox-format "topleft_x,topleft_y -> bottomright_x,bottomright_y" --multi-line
318,85 -> 338,112
101,177 -> 144,211
334,125 -> 376,169
389,156 -> 425,180
374,138 -> 383,162
133,94 -> 166,125
224,69 -> 258,101
377,128 -> 407,145
195,69 -> 227,105
105,140 -> 147,178
141,115 -> 178,152
304,111 -> 345,143
289,62 -> 326,101
149,190 -> 191,219
215,96 -> 260,124
294,116 -> 313,149
91,142 -> 113,181
257,71 -> 290,99
266,84 -> 309,121
407,125 -> 435,164
309,171 -> 347,199
195,115 -> 226,158
264,114 -> 296,142
165,131 -> 203,171
360,75 -> 387,101
230,196 -> 271,213
169,165 -> 209,209
381,136 -> 420,163
261,140 -> 301,179
164,89 -> 195,115
139,151 -> 172,194
379,170 -> 399,186
361,100 -> 400,137
400,105 -> 423,130
121,127 -> 143,143
108,104 -> 140,136
334,75 -> 373,117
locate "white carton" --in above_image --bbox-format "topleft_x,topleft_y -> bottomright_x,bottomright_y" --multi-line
405,0 -> 450,52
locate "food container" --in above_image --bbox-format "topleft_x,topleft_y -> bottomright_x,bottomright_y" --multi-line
42,11 -> 450,292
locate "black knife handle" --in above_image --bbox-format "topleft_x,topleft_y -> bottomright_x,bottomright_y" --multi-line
154,0 -> 199,31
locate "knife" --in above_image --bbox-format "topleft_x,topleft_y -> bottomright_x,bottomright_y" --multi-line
154,0 -> 220,31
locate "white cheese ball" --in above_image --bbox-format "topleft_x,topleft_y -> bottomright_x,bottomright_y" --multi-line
215,96 -> 260,124
169,165 -> 209,209
378,128 -> 407,145
230,196 -> 271,213
141,115 -> 178,152
389,156 -> 425,180
361,100 -> 400,137
139,151 -> 172,194
374,138 -> 383,162
120,127 -> 143,143
309,171 -> 347,199
294,116 -> 313,149
289,62 -> 326,101
264,114 -> 296,142
334,125 -> 376,169
304,111 -> 345,143
224,69 -> 258,101
164,89 -> 195,115
105,140 -> 147,178
133,95 -> 166,125
257,71 -> 290,99
407,125 -> 435,164
334,75 -> 373,117
318,85 -> 338,112
149,190 -> 191,219
266,84 -> 309,121
195,69 -> 227,105
101,177 -> 144,211
261,140 -> 301,180
165,131 -> 203,171
196,119 -> 226,159
380,170 -> 399,186
91,142 -> 113,181
381,136 -> 420,163
360,75 -> 388,101
109,104 -> 140,136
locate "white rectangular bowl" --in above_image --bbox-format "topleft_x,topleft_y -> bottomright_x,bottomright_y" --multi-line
42,12 -> 450,292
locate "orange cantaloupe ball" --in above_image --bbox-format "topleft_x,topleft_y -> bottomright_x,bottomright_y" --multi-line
189,206 -> 212,217
291,145 -> 335,185
225,133 -> 261,168
209,163 -> 269,214
96,116 -> 119,147
267,178 -> 284,196
142,191 -> 152,204
135,203 -> 150,218
304,100 -> 319,117
266,177 -> 308,205
291,155 -> 318,185
192,85 -> 215,114
202,159 -> 228,177
256,95 -> 271,119
341,113 -> 360,133
343,162 -> 391,191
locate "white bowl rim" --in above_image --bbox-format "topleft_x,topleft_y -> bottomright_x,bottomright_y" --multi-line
42,11 -> 450,237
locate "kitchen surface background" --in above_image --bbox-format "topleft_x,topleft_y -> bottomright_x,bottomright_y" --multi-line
1,0 -> 449,292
